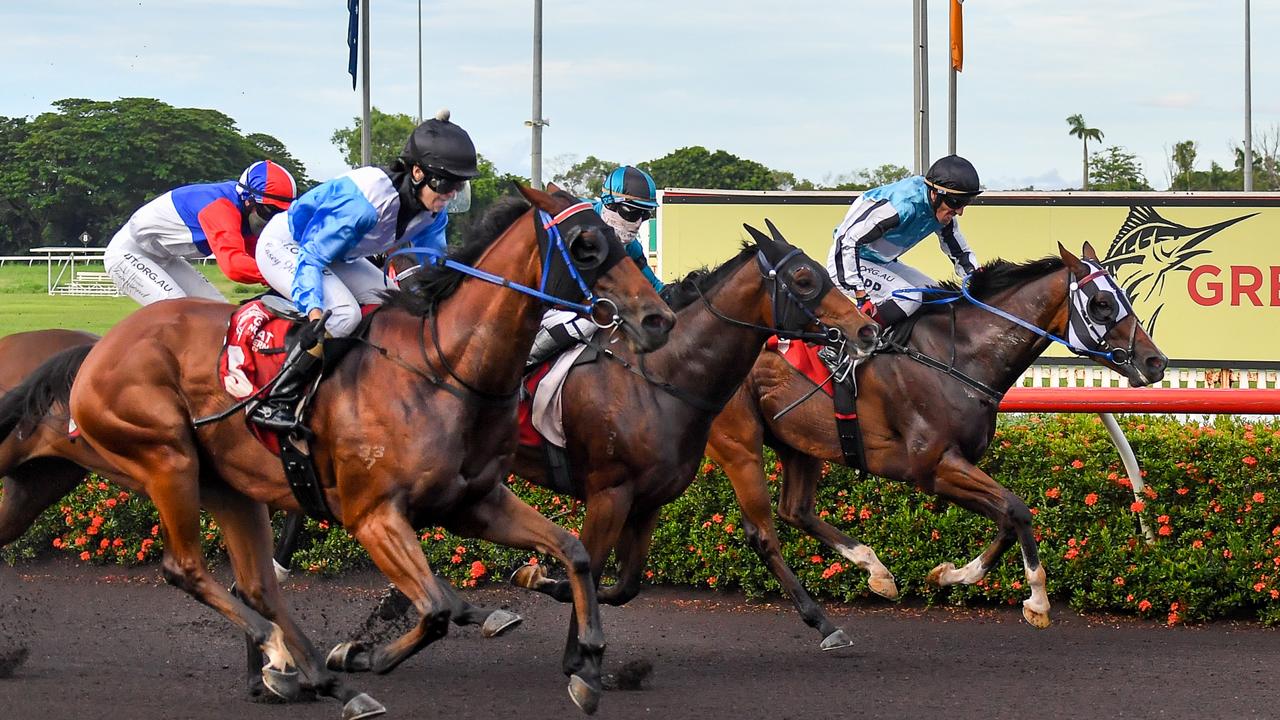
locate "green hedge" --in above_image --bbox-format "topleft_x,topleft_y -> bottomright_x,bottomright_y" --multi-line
4,414 -> 1278,625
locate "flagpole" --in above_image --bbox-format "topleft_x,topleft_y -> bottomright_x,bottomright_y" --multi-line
360,0 -> 371,166
1244,0 -> 1253,191
528,0 -> 545,189
948,0 -> 959,155
912,0 -> 930,174
417,0 -> 423,123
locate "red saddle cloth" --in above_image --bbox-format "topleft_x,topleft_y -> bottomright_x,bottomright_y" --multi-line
767,336 -> 834,396
516,362 -> 553,448
219,300 -> 296,454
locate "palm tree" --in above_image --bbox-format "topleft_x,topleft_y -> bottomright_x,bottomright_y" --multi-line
1066,114 -> 1104,190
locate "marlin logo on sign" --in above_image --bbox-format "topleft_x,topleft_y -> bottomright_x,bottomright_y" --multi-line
1100,205 -> 1255,335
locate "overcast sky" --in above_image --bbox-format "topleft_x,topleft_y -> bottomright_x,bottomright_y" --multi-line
3,1 -> 1276,191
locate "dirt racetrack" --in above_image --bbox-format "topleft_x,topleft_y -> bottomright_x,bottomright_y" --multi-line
0,559 -> 1275,720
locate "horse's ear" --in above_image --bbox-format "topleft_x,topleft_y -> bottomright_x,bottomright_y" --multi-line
545,181 -> 563,194
742,223 -> 772,248
1081,241 -> 1099,261
1058,241 -> 1082,268
763,218 -> 789,247
517,184 -> 556,213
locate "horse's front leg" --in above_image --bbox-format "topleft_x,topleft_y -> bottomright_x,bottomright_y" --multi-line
776,449 -> 898,599
328,502 -> 459,676
511,484 -> 632,605
596,506 -> 662,606
453,483 -> 606,716
924,452 -> 1050,628
710,437 -> 854,651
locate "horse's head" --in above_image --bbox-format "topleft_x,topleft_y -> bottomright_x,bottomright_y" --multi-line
743,219 -> 880,357
518,183 -> 675,354
1058,241 -> 1168,387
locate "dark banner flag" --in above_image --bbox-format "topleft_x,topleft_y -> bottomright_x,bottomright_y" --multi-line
347,0 -> 359,90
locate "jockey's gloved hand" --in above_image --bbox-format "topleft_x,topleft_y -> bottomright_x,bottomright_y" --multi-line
298,311 -> 332,350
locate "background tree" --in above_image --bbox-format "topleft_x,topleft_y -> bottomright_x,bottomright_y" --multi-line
329,107 -> 417,169
1088,146 -> 1151,191
1066,114 -> 1104,190
446,156 -> 529,245
0,98 -> 310,250
1166,140 -> 1198,191
642,146 -> 785,191
549,155 -> 617,198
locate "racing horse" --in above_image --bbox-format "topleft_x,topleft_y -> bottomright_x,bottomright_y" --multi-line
500,221 -> 881,660
3,185 -> 675,718
0,330 -> 115,549
705,242 -> 1168,645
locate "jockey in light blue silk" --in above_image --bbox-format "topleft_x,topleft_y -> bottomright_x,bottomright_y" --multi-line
826,155 -> 983,327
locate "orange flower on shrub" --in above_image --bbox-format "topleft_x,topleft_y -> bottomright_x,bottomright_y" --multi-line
1253,492 -> 1266,503
1070,459 -> 1084,469
79,551 -> 90,561
469,561 -> 487,580
1130,501 -> 1145,513
1084,493 -> 1098,506
1138,599 -> 1152,612
1243,456 -> 1258,467
1158,525 -> 1172,537
1045,487 -> 1060,499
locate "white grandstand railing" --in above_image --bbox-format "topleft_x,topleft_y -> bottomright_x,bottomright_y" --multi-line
1014,364 -> 1280,390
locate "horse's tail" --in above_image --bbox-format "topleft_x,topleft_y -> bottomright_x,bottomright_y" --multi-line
0,345 -> 94,442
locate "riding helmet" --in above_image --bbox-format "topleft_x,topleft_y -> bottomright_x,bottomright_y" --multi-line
237,160 -> 298,210
401,109 -> 479,179
924,155 -> 982,198
600,166 -> 658,209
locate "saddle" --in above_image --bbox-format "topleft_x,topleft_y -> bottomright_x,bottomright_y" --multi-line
216,295 -> 374,522
516,342 -> 601,495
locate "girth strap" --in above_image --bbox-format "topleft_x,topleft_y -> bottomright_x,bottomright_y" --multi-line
832,373 -> 868,472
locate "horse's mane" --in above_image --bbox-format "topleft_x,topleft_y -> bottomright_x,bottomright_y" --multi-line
382,194 -> 532,314
661,243 -> 756,311
920,255 -> 1064,315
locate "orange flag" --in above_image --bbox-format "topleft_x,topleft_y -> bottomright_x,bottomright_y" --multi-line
950,0 -> 964,72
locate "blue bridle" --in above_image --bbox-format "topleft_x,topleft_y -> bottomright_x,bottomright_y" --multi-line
388,201 -> 620,327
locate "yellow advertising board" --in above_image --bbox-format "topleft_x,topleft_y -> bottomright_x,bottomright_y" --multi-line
658,189 -> 1280,366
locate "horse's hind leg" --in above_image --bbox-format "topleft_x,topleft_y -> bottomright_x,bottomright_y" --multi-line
924,452 -> 1050,628
0,460 -> 84,547
451,484 -> 604,716
204,486 -> 384,719
709,435 -> 850,651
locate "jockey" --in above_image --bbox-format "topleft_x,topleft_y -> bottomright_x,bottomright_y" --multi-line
526,165 -> 663,366
248,109 -> 478,432
104,160 -> 297,305
826,154 -> 982,326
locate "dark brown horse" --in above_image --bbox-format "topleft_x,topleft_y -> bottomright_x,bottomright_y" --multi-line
4,186 -> 674,718
502,221 -> 880,656
705,242 -> 1168,645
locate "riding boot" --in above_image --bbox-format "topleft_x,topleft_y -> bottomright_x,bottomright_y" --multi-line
526,318 -> 596,368
248,341 -> 324,433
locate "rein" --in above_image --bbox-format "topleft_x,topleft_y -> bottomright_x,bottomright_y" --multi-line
579,333 -> 726,414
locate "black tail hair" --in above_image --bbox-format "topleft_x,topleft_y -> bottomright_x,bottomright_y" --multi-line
0,344 -> 94,441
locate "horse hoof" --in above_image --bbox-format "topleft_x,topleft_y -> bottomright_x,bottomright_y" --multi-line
1022,604 -> 1052,629
342,692 -> 387,720
567,674 -> 602,715
511,563 -> 547,589
262,665 -> 300,701
327,642 -> 372,672
481,609 -> 524,638
868,574 -> 899,599
926,562 -> 955,588
820,629 -> 855,651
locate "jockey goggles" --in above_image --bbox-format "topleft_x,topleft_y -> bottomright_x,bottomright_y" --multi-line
425,172 -> 468,195
938,192 -> 976,210
612,202 -> 654,222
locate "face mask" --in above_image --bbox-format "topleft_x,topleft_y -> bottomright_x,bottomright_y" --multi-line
601,206 -> 643,242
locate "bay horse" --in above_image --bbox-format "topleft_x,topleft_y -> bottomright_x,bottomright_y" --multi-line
4,185 -> 674,718
503,221 -> 881,657
0,330 -> 120,548
705,242 -> 1168,645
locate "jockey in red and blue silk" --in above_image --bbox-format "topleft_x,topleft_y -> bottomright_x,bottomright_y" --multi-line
105,160 -> 297,305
